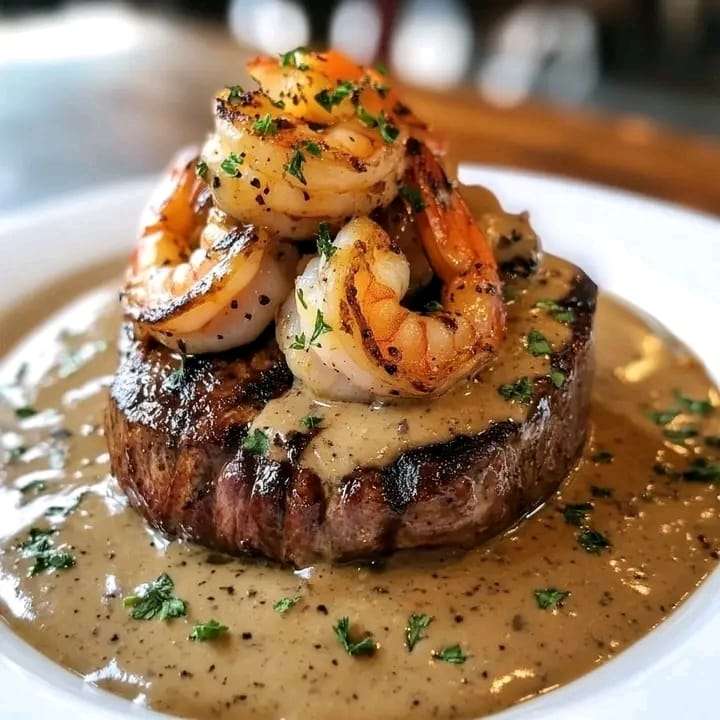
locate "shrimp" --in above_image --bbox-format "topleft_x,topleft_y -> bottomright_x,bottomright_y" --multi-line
277,143 -> 506,400
200,49 -> 412,239
123,148 -> 298,355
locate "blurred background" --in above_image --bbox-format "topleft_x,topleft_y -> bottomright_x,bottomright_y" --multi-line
1,0 -> 719,215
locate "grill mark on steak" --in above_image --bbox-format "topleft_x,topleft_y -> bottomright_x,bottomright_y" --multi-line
106,269 -> 597,566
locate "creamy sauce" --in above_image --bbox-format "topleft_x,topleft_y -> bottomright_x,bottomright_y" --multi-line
2,267 -> 720,719
252,255 -> 571,482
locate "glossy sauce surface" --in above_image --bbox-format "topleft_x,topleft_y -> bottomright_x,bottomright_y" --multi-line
2,268 -> 719,720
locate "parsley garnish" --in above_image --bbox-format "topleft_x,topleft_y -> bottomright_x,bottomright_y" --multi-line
563,502 -> 593,527
578,528 -> 610,554
375,61 -> 389,75
526,329 -> 552,356
15,406 -> 37,419
20,528 -> 75,577
297,287 -> 308,309
534,299 -> 575,324
432,644 -> 468,664
647,408 -> 679,426
682,458 -> 720,482
316,222 -> 336,259
425,300 -> 443,312
377,111 -> 399,143
303,140 -> 322,156
301,415 -> 322,430
534,588 -> 570,610
591,450 -> 614,464
45,492 -> 86,518
252,113 -> 278,136
591,485 -> 613,498
674,390 -> 713,416
220,152 -> 244,177
549,369 -> 566,388
242,428 -> 269,455
356,104 -> 377,128
273,596 -> 300,614
399,185 -> 425,212
123,573 -> 187,621
285,149 -> 307,184
196,160 -> 208,179
663,427 -> 698,442
405,613 -> 433,651
333,616 -> 377,656
498,377 -> 534,404
279,46 -> 309,70
189,619 -> 228,641
8,446 -> 27,464
227,85 -> 244,102
314,80 -> 356,112
292,310 -> 332,351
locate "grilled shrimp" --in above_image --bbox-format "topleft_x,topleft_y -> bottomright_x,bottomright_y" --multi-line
123,148 -> 298,354
201,49 -> 412,239
277,143 -> 506,400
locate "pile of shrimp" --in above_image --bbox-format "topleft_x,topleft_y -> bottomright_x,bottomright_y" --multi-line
122,48 -> 507,400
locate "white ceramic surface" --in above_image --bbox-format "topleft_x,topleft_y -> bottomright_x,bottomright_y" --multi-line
1,167 -> 719,719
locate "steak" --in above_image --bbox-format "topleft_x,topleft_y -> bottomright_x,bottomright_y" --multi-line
106,270 -> 596,566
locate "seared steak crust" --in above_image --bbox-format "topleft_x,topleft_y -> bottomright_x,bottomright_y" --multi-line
106,272 -> 596,566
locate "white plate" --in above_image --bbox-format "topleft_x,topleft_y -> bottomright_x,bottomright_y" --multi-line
1,167 -> 719,720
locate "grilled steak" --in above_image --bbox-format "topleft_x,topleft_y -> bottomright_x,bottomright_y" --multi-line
106,269 -> 596,566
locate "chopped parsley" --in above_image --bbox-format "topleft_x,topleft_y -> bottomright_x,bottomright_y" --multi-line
19,528 -> 75,577
273,596 -> 300,614
195,160 -> 208,179
220,152 -> 244,177
15,406 -> 37,419
285,149 -> 307,184
647,408 -> 679,426
314,80 -> 356,112
303,140 -> 322,157
44,492 -> 86,518
292,310 -> 332,351
663,426 -> 699,443
432,644 -> 468,664
333,616 -> 377,656
549,369 -> 566,388
316,222 -> 336,259
252,113 -> 278,136
375,61 -> 389,75
123,573 -> 187,621
563,502 -> 593,526
591,450 -> 614,464
8,446 -> 27,464
526,329 -> 552,356
682,458 -> 720,483
498,376 -> 534,404
399,185 -> 425,212
591,485 -> 613,498
405,612 -> 433,651
356,103 -> 377,128
674,390 -> 713,416
377,111 -> 399,143
297,288 -> 308,309
578,528 -> 610,554
279,46 -> 309,70
227,85 -> 244,102
189,619 -> 228,641
242,428 -> 269,455
534,299 -> 575,324
300,415 -> 323,430
534,587 -> 570,610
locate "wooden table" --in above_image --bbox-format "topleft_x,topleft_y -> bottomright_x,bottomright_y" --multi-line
2,12 -> 719,218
